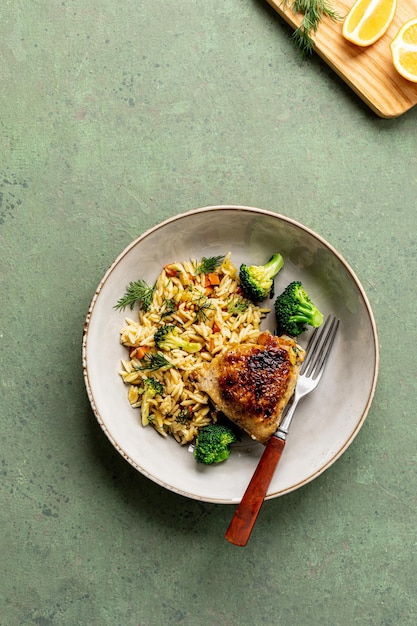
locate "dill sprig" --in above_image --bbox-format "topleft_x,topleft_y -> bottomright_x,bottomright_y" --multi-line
228,297 -> 250,315
114,279 -> 155,311
284,0 -> 341,55
132,351 -> 173,372
193,295 -> 213,322
195,255 -> 225,275
160,297 -> 177,318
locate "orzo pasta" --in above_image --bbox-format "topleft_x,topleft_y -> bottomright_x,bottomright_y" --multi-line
119,253 -> 269,444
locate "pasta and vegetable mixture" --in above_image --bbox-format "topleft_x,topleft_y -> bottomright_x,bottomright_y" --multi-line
118,254 -> 269,444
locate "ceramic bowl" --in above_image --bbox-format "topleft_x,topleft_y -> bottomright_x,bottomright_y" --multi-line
82,205 -> 379,503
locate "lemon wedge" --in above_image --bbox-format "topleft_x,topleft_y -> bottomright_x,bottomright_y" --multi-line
390,18 -> 417,83
342,0 -> 397,47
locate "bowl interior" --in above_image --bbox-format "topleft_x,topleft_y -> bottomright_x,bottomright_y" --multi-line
83,206 -> 379,503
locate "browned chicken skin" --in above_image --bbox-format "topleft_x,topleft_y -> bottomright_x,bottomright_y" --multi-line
197,332 -> 305,443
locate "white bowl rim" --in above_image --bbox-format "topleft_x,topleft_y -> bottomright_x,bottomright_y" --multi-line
82,205 -> 380,502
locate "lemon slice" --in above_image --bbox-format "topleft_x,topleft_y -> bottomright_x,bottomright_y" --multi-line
390,18 -> 417,83
342,0 -> 397,47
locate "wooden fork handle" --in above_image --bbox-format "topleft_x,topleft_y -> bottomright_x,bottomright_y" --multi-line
225,435 -> 286,546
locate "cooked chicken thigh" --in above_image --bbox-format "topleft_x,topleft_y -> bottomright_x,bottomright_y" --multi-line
197,332 -> 305,443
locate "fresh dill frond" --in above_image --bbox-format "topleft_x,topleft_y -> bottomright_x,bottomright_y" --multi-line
193,295 -> 213,322
293,17 -> 316,55
132,351 -> 173,372
114,279 -> 155,311
228,297 -> 250,315
195,255 -> 225,275
283,0 -> 341,55
161,297 -> 177,317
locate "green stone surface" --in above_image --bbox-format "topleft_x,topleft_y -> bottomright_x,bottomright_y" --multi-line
1,2 -> 416,625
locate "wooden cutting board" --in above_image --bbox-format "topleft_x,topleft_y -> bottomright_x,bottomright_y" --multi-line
266,0 -> 417,118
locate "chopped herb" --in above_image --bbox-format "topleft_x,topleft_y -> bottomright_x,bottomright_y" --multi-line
176,407 -> 193,424
114,279 -> 155,311
228,297 -> 249,315
195,255 -> 225,275
133,351 -> 173,372
161,297 -> 177,317
194,295 -> 213,322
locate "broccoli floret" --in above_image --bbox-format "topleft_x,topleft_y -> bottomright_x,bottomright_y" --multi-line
193,423 -> 238,465
141,377 -> 164,426
154,324 -> 201,353
274,281 -> 323,337
239,253 -> 284,302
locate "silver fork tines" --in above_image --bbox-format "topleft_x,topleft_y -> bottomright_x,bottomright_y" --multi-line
276,315 -> 340,440
302,315 -> 340,380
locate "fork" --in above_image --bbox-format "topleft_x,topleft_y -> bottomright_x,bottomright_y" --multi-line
225,315 -> 340,547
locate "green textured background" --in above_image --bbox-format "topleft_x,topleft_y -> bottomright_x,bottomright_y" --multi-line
1,1 -> 416,625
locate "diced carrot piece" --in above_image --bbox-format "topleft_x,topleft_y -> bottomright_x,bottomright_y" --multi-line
205,286 -> 214,296
164,265 -> 177,277
212,322 -> 221,333
130,346 -> 148,359
207,273 -> 220,286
